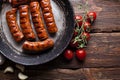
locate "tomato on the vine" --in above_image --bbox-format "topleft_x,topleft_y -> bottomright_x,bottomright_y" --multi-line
73,29 -> 78,37
75,15 -> 83,27
82,32 -> 90,41
69,39 -> 79,48
83,22 -> 91,32
64,49 -> 74,60
76,49 -> 86,60
87,12 -> 97,23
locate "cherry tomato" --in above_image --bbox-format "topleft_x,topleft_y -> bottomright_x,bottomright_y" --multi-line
82,32 -> 90,41
69,39 -> 79,48
83,22 -> 91,32
76,49 -> 86,60
75,15 -> 83,27
64,49 -> 74,60
87,12 -> 97,23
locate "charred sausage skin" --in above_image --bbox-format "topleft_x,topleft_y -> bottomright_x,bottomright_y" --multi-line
19,5 -> 36,41
6,8 -> 24,42
40,0 -> 58,33
22,39 -> 54,52
30,1 -> 48,40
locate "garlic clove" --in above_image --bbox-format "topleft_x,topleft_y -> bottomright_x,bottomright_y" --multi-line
18,72 -> 28,80
4,66 -> 14,73
15,64 -> 25,72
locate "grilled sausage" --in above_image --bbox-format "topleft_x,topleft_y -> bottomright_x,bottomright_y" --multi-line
30,1 -> 48,40
19,5 -> 36,41
40,0 -> 58,33
22,39 -> 54,52
11,0 -> 29,7
6,8 -> 24,42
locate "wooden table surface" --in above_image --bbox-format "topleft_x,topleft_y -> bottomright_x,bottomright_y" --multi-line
0,0 -> 120,80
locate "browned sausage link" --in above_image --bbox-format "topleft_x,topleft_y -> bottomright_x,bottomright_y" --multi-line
30,1 -> 48,40
11,0 -> 29,7
19,5 -> 36,41
40,0 -> 58,33
22,39 -> 54,52
6,8 -> 24,42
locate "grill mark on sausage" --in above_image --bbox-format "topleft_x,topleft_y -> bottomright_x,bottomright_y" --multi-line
19,5 -> 36,41
30,1 -> 48,41
6,8 -> 24,42
22,38 -> 54,52
40,0 -> 58,33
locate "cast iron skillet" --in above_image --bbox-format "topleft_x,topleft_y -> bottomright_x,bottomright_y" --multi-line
0,0 -> 74,65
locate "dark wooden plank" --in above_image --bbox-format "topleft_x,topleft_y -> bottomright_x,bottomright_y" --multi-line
1,33 -> 119,69
0,0 -> 119,69
24,33 -> 120,69
0,0 -> 120,79
1,0 -> 120,69
0,68 -> 120,80
70,0 -> 120,32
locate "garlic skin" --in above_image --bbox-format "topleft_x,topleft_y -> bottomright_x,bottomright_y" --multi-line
18,72 -> 28,80
0,54 -> 5,65
4,66 -> 14,73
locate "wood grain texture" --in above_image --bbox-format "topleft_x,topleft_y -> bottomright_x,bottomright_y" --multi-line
0,68 -> 120,80
23,33 -> 120,69
0,0 -> 120,80
0,0 -> 119,69
71,0 -> 120,32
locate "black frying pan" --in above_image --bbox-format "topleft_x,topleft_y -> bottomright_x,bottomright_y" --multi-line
0,0 -> 75,65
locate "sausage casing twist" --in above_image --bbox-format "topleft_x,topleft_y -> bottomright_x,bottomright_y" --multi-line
6,8 -> 24,42
40,0 -> 58,33
30,1 -> 48,40
19,5 -> 36,41
22,39 -> 54,52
